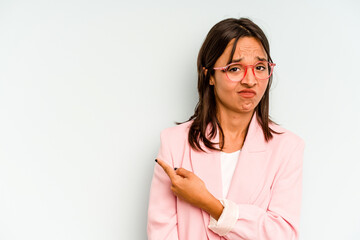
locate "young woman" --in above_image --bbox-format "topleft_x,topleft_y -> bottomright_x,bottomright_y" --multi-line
147,17 -> 305,240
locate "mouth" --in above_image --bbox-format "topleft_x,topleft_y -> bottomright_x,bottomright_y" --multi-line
238,90 -> 256,98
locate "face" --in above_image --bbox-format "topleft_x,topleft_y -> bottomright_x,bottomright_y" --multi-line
209,37 -> 269,115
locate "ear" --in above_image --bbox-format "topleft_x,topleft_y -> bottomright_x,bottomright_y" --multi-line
209,76 -> 214,85
209,76 -> 215,85
203,67 -> 214,85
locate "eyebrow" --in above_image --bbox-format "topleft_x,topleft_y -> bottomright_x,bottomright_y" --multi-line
232,56 -> 267,63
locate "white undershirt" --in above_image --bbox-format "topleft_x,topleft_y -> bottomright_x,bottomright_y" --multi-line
207,150 -> 241,236
220,150 -> 241,198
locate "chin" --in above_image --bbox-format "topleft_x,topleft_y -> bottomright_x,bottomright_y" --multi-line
239,104 -> 255,112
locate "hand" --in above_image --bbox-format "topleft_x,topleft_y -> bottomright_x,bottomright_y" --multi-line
155,158 -> 224,220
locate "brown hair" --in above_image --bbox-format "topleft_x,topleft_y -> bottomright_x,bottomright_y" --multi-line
177,17 -> 282,152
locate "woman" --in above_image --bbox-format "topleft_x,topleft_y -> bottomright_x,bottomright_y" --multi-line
147,17 -> 305,240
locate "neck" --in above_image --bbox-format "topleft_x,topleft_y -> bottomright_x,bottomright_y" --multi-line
217,108 -> 254,150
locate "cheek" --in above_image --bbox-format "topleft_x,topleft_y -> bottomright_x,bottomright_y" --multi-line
214,80 -> 237,99
213,74 -> 237,91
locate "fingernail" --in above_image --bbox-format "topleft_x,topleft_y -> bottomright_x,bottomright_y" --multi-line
174,168 -> 178,170
155,159 -> 158,162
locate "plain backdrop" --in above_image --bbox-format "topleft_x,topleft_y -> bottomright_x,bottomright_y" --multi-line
0,0 -> 359,239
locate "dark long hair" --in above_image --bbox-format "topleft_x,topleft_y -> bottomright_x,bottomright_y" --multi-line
177,17 -> 282,152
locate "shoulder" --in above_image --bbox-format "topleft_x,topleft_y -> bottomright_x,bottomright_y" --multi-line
159,120 -> 193,143
157,121 -> 193,162
267,122 -> 305,174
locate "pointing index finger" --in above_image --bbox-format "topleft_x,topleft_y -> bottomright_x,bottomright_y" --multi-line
156,158 -> 176,180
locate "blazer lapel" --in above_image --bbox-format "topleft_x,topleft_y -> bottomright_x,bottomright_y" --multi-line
190,132 -> 222,199
190,123 -> 222,239
227,112 -> 270,203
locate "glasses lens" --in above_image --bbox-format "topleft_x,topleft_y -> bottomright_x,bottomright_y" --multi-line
254,61 -> 271,80
226,64 -> 245,81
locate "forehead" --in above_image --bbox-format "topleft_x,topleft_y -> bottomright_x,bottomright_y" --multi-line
222,37 -> 267,62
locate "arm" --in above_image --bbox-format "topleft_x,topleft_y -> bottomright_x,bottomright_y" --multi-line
147,130 -> 179,240
209,139 -> 305,240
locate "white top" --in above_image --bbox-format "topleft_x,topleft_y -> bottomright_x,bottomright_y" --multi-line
208,150 -> 241,236
220,150 -> 241,198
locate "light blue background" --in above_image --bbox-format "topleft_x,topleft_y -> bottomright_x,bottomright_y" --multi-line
0,0 -> 359,239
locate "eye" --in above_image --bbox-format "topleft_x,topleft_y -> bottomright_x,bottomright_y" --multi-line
228,67 -> 239,72
255,62 -> 268,71
227,64 -> 243,72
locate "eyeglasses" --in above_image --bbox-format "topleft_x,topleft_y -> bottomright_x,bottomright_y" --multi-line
213,61 -> 276,82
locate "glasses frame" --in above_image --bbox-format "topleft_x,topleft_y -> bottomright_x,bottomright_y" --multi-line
213,60 -> 276,82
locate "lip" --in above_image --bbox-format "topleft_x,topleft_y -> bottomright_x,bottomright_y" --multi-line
238,89 -> 256,98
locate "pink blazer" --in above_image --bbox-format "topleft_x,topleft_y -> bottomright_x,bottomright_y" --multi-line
147,112 -> 305,240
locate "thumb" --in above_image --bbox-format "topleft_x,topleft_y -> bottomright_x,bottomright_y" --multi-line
175,168 -> 192,178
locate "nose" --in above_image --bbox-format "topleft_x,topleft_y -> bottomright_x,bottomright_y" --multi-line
240,67 -> 257,87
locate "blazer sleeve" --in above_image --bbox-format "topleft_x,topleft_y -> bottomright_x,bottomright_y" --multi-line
147,129 -> 179,240
221,139 -> 305,240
